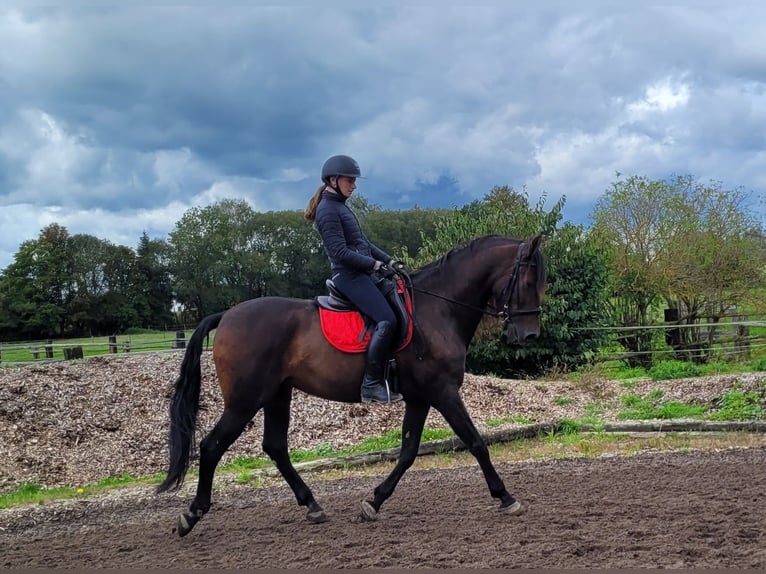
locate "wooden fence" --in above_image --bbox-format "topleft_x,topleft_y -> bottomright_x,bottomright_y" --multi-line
573,314 -> 766,369
2,314 -> 764,367
0,330 -> 200,366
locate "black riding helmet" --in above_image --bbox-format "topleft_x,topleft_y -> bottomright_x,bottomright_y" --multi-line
321,155 -> 362,184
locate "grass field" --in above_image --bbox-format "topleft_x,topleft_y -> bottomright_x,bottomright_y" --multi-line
0,329 -> 208,364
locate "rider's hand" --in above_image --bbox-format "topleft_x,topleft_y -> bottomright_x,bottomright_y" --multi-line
391,260 -> 410,274
378,264 -> 396,279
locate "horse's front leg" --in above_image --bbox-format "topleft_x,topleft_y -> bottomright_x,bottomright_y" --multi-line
360,400 -> 430,521
433,388 -> 524,515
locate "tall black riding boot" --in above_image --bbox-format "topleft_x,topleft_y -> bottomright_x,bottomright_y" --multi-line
361,320 -> 403,404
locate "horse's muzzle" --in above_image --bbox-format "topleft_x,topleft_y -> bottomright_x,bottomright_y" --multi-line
504,324 -> 540,345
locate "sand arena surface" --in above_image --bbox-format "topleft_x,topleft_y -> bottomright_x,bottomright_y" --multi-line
2,448 -> 766,568
3,353 -> 766,567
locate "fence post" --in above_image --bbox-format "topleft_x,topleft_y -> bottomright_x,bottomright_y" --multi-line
735,315 -> 750,358
32,346 -> 40,360
175,330 -> 186,349
664,308 -> 681,347
109,335 -> 118,354
63,346 -> 84,360
45,339 -> 54,359
123,341 -> 131,353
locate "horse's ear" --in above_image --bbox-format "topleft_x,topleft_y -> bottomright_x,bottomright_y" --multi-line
526,234 -> 543,256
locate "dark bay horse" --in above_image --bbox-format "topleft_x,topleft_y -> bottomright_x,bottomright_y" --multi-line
157,234 -> 546,536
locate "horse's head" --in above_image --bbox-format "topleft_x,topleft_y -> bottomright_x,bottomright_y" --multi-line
493,234 -> 546,345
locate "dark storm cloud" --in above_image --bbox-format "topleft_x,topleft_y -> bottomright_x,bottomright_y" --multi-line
1,2 -> 765,270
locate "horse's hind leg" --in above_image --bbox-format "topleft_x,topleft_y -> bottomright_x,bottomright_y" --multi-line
434,387 -> 524,515
360,400 -> 430,521
178,405 -> 256,537
262,384 -> 327,523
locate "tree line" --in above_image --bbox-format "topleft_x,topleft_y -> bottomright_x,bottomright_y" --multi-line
1,173 -> 764,375
0,197 -> 445,341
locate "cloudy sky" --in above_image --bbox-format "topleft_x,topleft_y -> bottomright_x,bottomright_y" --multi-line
1,2 -> 765,270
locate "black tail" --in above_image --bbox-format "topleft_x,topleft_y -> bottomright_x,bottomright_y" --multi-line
156,311 -> 225,493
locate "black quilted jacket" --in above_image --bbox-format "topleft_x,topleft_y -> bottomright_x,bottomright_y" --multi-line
315,190 -> 391,274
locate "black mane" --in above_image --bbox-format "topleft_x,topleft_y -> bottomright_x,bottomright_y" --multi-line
413,234 -> 521,283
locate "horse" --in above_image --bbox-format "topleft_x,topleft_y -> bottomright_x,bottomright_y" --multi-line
156,233 -> 546,537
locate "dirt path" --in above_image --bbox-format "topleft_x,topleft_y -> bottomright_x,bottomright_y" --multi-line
2,447 -> 765,568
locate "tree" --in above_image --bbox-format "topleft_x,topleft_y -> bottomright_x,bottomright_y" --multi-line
169,199 -> 258,320
412,186 -> 610,376
591,173 -> 766,364
0,224 -> 74,339
254,210 -> 328,299
0,225 -> 171,339
98,244 -> 142,334
67,233 -> 111,336
64,235 -> 146,336
590,175 -> 671,365
135,233 -> 174,329
362,205 -> 448,260
0,241 -> 55,340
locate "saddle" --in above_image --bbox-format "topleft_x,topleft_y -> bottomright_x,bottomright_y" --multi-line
315,278 -> 413,354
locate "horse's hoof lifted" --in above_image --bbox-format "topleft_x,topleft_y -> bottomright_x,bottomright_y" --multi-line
359,500 -> 378,522
500,500 -> 525,516
176,511 -> 201,537
307,509 -> 328,524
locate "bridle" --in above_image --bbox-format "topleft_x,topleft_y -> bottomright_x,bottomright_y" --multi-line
493,244 -> 543,323
409,241 -> 542,327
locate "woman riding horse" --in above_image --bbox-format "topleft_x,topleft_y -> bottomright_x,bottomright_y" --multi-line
305,154 -> 403,404
157,227 -> 546,538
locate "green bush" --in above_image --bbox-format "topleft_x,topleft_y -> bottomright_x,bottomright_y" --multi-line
709,389 -> 763,420
558,419 -> 583,435
648,360 -> 704,380
700,360 -> 739,375
618,399 -> 705,420
618,390 -> 705,420
621,393 -> 643,408
614,366 -> 649,380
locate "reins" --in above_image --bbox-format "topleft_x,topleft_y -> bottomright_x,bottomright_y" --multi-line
411,287 -> 504,318
393,241 -> 542,360
393,268 -> 428,360
405,242 -> 541,321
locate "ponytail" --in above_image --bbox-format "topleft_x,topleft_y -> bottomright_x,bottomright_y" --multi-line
304,184 -> 326,223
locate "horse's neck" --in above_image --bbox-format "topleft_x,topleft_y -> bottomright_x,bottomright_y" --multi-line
417,263 -> 492,307
415,245 -> 510,341
423,244 -> 509,299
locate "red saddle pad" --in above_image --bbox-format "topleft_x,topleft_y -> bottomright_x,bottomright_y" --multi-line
318,282 -> 413,353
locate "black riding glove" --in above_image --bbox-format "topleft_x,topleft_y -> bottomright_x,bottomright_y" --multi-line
378,264 -> 396,279
391,261 -> 410,274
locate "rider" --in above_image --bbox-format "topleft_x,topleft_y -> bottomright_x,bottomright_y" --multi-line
305,154 -> 403,404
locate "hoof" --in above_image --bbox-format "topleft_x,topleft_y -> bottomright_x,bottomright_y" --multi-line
500,500 -> 525,516
176,510 -> 202,537
307,509 -> 328,524
359,500 -> 378,522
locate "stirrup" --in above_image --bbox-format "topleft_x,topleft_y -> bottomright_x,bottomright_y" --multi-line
361,381 -> 403,404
